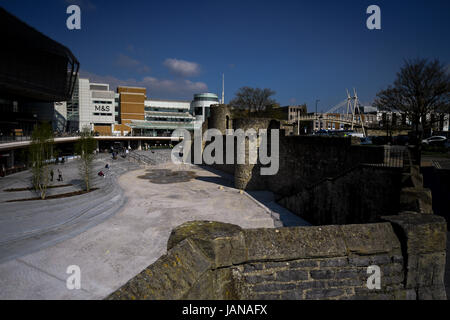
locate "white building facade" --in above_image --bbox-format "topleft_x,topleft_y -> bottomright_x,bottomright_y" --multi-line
191,93 -> 220,122
67,78 -> 115,132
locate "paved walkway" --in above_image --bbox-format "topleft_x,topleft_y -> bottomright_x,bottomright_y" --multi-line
0,154 -> 139,263
0,161 -> 305,299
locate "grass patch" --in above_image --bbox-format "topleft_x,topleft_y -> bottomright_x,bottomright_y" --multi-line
5,188 -> 99,202
4,184 -> 73,192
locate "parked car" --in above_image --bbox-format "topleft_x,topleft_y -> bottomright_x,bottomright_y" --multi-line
422,136 -> 447,145
393,135 -> 409,146
371,136 -> 392,145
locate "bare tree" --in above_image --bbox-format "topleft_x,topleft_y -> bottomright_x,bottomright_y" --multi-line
29,123 -> 54,199
229,87 -> 277,112
373,58 -> 450,164
76,127 -> 97,191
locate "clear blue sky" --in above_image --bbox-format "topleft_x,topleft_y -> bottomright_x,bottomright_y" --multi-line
1,0 -> 449,111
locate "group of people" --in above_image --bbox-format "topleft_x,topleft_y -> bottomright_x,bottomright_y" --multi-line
50,169 -> 63,182
110,146 -> 131,160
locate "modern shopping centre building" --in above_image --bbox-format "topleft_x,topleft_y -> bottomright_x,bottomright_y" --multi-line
0,7 -> 220,172
64,78 -> 219,137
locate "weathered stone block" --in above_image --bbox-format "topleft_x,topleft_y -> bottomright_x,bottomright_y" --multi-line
340,223 -> 401,255
381,263 -> 403,276
383,213 -> 447,254
382,213 -> 446,300
184,268 -> 240,300
243,225 -> 347,261
107,238 -> 211,300
384,275 -> 404,286
335,268 -> 365,280
407,252 -> 446,288
167,221 -> 247,268
279,290 -> 303,300
310,270 -> 335,280
306,288 -> 345,299
244,273 -> 276,284
249,293 -> 281,300
251,282 -> 298,292
319,257 -> 348,267
417,285 -> 447,300
327,278 -> 363,288
399,188 -> 433,213
348,256 -> 372,267
275,270 -> 308,282
263,261 -> 292,270
285,259 -> 319,268
297,280 -> 328,290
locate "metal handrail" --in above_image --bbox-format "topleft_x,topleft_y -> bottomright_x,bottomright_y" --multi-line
128,151 -> 156,165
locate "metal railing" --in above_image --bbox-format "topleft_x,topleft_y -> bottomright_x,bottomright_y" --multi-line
383,146 -> 410,168
364,146 -> 409,168
0,132 -> 82,144
127,151 -> 156,166
0,135 -> 32,144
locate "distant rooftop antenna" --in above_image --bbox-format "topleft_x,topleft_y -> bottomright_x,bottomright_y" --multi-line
221,73 -> 225,104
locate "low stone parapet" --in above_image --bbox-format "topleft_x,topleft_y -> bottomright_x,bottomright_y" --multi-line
107,216 -> 447,300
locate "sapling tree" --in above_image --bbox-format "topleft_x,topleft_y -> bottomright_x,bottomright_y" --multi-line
76,127 -> 97,191
29,123 -> 54,199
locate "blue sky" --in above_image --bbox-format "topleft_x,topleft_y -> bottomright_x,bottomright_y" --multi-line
1,0 -> 449,111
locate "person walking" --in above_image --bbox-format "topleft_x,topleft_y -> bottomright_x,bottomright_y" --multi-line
57,169 -> 63,182
50,169 -> 54,182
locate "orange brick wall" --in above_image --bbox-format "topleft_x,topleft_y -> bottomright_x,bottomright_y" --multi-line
117,87 -> 146,133
94,125 -> 112,136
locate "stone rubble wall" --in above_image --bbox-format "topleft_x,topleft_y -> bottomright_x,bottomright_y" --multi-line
107,217 -> 447,300
278,165 -> 402,225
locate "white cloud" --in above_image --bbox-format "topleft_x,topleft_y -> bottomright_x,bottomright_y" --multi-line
79,70 -> 207,100
163,58 -> 201,77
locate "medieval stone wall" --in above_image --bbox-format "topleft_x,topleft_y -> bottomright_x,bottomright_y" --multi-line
108,217 -> 447,300
278,165 -> 402,225
209,104 -> 233,135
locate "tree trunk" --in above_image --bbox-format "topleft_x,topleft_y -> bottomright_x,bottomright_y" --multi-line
412,121 -> 423,166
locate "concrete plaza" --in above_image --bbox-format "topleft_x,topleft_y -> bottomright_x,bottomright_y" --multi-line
0,151 -> 307,299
